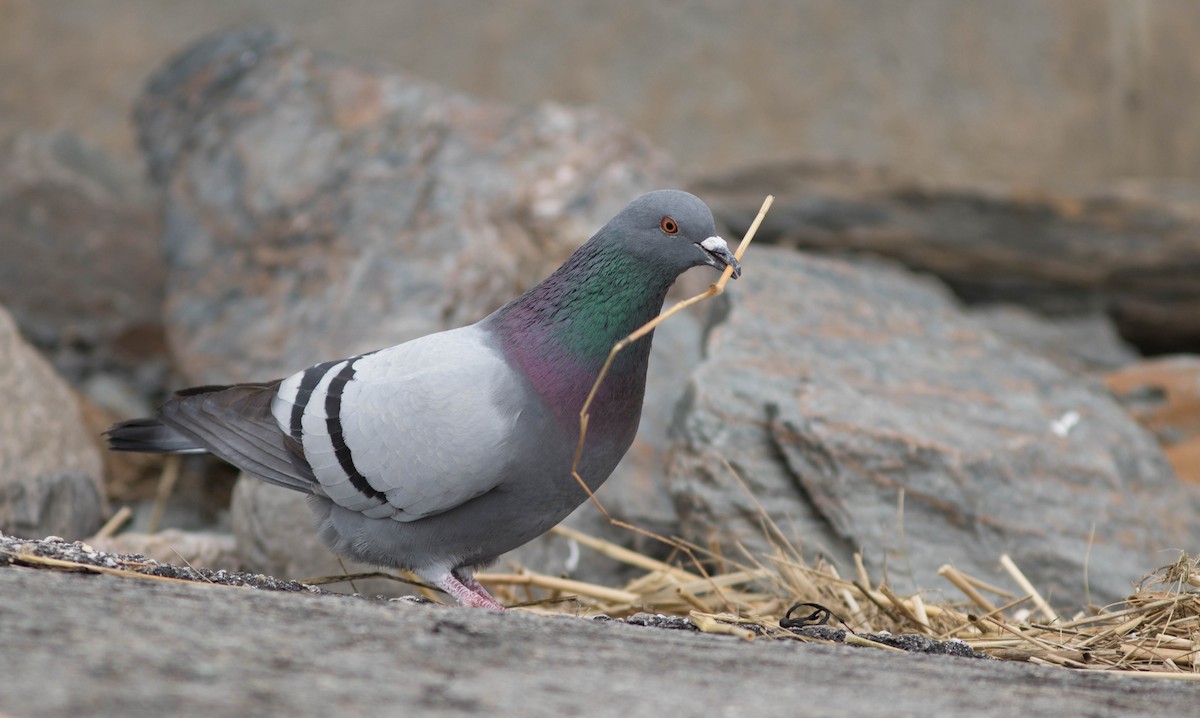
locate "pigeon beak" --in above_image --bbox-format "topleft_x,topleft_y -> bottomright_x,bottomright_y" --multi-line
697,236 -> 741,279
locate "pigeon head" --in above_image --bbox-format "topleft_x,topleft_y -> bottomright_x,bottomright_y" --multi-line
491,189 -> 738,429
495,190 -> 739,365
598,189 -> 741,280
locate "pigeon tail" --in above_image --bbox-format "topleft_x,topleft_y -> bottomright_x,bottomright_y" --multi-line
106,382 -> 318,495
105,417 -> 207,454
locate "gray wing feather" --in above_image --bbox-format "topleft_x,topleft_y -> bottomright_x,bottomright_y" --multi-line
158,382 -> 317,494
131,324 -> 524,520
281,325 -> 525,522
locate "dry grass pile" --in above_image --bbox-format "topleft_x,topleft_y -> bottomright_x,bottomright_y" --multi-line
473,524 -> 1199,680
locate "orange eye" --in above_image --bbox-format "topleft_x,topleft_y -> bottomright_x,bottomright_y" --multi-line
660,217 -> 679,234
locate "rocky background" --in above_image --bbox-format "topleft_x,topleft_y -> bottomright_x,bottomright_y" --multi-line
2,4 -> 1200,609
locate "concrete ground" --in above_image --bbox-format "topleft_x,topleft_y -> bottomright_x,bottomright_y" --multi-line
1,566 -> 1197,717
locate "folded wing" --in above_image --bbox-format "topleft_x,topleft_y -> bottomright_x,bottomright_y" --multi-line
270,325 -> 525,522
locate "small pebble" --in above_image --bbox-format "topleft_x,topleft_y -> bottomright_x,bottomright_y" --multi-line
389,595 -> 433,605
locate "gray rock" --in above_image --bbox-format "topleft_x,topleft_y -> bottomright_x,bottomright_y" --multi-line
695,160 -> 1200,354
0,131 -> 167,397
0,305 -> 107,539
667,248 -> 1199,606
0,470 -> 104,541
968,305 -> 1139,374
134,26 -> 674,385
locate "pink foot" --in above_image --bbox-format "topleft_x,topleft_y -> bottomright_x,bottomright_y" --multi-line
454,569 -> 503,604
434,572 -> 505,610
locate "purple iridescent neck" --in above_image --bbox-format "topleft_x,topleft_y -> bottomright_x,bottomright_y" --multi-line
488,236 -> 676,430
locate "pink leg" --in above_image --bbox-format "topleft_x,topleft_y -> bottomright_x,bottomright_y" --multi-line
454,569 -> 503,606
434,572 -> 505,610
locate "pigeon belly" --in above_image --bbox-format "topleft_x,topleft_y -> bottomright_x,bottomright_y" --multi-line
304,374 -> 637,574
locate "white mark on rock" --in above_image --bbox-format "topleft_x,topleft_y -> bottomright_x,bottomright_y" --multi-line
1051,410 -> 1081,438
564,537 -> 580,574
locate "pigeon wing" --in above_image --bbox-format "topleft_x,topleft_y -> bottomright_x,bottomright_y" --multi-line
270,325 -> 527,522
146,381 -> 319,494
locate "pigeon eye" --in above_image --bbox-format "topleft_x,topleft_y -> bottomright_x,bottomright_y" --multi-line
660,217 -> 679,234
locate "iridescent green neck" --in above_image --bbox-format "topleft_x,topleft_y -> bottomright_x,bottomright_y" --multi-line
497,237 -> 675,363
552,247 -> 669,358
492,232 -> 675,429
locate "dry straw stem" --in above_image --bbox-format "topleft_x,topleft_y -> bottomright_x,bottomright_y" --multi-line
1,546 -> 217,587
939,564 -> 1001,616
95,505 -> 133,540
148,454 -> 181,534
1000,553 -> 1060,623
477,572 -> 640,605
549,524 -> 699,582
690,611 -> 758,640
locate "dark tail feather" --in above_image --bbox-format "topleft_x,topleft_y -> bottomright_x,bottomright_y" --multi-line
112,381 -> 318,495
105,417 -> 208,454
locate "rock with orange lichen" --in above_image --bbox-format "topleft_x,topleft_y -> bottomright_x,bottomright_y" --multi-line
1108,356 -> 1200,485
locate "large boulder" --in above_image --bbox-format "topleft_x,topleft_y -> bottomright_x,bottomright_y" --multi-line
0,131 -> 166,405
134,27 -> 680,586
967,306 -> 1138,375
695,161 -> 1200,354
0,306 -> 107,539
667,247 -> 1199,606
135,26 -> 674,384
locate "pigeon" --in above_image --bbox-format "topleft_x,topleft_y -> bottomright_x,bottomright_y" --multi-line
106,189 -> 740,609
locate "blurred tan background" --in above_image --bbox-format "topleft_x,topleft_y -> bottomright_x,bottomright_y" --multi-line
3,0 -> 1199,186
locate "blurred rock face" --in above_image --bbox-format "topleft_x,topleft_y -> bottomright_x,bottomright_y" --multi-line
697,162 -> 1200,355
667,248 -> 1200,606
6,2 -> 1200,186
135,27 -> 674,385
0,131 -> 167,400
0,307 -> 107,540
1107,356 -> 1200,487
